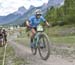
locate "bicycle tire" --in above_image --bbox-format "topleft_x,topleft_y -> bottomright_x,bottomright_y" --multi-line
38,33 -> 50,60
31,37 -> 37,55
31,47 -> 37,55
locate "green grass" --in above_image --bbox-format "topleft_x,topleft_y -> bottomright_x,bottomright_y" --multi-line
0,45 -> 15,65
15,35 -> 75,47
15,28 -> 30,47
0,44 -> 28,65
15,25 -> 75,46
13,57 -> 29,65
45,24 -> 75,36
15,37 -> 30,47
51,36 -> 75,44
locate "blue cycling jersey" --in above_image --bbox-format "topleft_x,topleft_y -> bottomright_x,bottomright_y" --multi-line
29,15 -> 46,27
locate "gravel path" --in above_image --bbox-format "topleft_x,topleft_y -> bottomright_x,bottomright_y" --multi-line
7,33 -> 75,65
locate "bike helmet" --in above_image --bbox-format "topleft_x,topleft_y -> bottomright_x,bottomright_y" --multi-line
35,9 -> 42,15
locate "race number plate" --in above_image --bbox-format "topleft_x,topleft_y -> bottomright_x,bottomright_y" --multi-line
37,25 -> 44,32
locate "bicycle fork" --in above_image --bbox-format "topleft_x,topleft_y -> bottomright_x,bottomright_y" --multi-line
34,34 -> 40,48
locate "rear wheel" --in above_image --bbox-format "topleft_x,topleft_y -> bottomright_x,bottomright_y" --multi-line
31,38 -> 37,55
38,33 -> 50,60
31,46 -> 37,55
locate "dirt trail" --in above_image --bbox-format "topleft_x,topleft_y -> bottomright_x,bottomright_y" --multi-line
8,33 -> 75,65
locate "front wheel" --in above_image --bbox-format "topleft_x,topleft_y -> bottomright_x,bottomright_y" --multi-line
38,33 -> 50,60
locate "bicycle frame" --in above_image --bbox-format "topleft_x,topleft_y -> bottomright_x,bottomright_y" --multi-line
34,32 -> 43,48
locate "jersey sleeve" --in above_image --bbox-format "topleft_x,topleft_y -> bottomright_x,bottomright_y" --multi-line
29,16 -> 32,22
41,16 -> 46,22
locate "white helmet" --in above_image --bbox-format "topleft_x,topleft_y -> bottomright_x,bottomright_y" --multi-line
35,9 -> 42,15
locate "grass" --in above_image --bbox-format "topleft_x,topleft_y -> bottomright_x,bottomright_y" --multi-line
51,36 -> 75,44
0,43 -> 28,65
45,24 -> 75,36
0,45 -> 15,65
15,24 -> 75,46
15,35 -> 75,47
8,25 -> 75,65
13,57 -> 29,65
15,37 -> 30,47
15,28 -> 30,47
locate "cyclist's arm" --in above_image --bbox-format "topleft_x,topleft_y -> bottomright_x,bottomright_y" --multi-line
26,20 -> 30,27
26,16 -> 34,27
41,16 -> 50,27
45,21 -> 50,27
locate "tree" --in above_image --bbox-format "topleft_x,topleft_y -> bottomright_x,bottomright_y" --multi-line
45,0 -> 75,26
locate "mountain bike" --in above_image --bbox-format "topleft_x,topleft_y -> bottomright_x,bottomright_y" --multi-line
31,25 -> 50,60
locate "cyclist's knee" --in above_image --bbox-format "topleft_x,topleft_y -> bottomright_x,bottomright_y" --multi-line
31,28 -> 36,33
31,29 -> 36,35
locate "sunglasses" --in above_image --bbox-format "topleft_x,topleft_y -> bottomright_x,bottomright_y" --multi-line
36,14 -> 41,16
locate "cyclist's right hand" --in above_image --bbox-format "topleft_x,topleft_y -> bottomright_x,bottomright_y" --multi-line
26,20 -> 31,28
26,24 -> 31,28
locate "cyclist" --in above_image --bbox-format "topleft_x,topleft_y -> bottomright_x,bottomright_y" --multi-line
0,27 -> 3,38
26,9 -> 50,48
2,28 -> 7,43
0,27 -> 3,46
